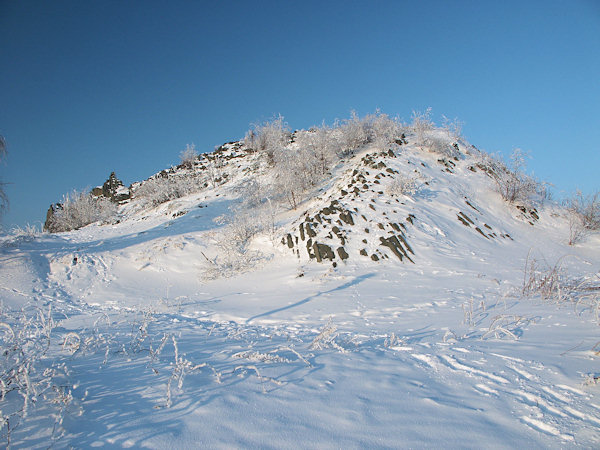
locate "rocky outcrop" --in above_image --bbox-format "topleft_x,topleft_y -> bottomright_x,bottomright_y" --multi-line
95,172 -> 131,203
43,203 -> 63,232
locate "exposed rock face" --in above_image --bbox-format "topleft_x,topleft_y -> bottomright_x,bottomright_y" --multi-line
43,203 -> 63,232
99,172 -> 131,203
280,152 -> 419,266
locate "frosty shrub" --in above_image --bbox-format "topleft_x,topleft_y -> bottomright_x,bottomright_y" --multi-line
522,254 -> 567,301
491,149 -> 543,206
409,109 -> 460,157
335,111 -> 373,156
134,174 -> 203,207
386,173 -> 419,197
1,224 -> 41,247
244,115 -> 291,165
46,190 -> 117,232
566,191 -> 600,245
0,306 -> 73,446
201,202 -> 276,279
442,115 -> 464,142
410,108 -> 435,149
569,191 -> 600,230
239,179 -> 270,209
424,133 -> 459,157
179,143 -> 198,169
206,153 -> 226,187
370,111 -> 403,149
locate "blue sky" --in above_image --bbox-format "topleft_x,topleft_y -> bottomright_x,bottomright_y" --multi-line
1,0 -> 598,229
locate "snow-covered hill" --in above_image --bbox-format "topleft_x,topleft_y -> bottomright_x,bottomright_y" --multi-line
1,119 -> 599,447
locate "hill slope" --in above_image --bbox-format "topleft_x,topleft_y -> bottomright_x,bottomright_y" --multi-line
1,123 -> 599,447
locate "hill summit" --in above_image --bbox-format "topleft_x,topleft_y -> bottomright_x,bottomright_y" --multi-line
1,111 -> 599,447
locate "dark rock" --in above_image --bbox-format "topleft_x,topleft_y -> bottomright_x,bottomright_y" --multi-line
337,247 -> 349,260
475,227 -> 489,239
313,242 -> 335,262
102,172 -> 130,202
397,234 -> 414,255
43,203 -> 63,232
339,210 -> 354,225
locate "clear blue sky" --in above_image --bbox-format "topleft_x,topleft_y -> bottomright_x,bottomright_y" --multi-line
1,0 -> 598,229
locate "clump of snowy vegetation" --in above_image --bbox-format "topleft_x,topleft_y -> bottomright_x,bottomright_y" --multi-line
565,191 -> 600,245
178,143 -> 198,169
244,111 -> 404,210
132,173 -> 205,208
385,172 -> 420,197
0,306 -> 73,446
44,190 -> 117,233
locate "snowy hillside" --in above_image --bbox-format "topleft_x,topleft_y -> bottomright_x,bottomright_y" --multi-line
1,114 -> 599,447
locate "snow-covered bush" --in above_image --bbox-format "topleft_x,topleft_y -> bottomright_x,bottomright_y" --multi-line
568,191 -> 600,231
410,108 -> 435,149
424,132 -> 459,157
487,149 -> 544,206
46,190 -> 117,232
206,153 -> 226,187
370,111 -> 403,149
201,199 -> 277,280
471,148 -> 547,208
244,115 -> 291,165
409,109 -> 460,157
133,174 -> 204,207
335,111 -> 373,156
1,224 -> 41,248
566,191 -> 600,245
442,115 -> 464,142
386,173 -> 419,197
179,143 -> 198,169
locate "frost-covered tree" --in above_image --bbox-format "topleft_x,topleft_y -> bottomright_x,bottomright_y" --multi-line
273,148 -> 309,210
370,111 -> 403,149
179,143 -> 198,169
294,126 -> 337,176
335,111 -> 372,156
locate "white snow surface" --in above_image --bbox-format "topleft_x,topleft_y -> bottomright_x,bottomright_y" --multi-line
1,139 -> 600,448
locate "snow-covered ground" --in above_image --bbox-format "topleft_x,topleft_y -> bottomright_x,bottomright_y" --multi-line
1,136 -> 599,447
